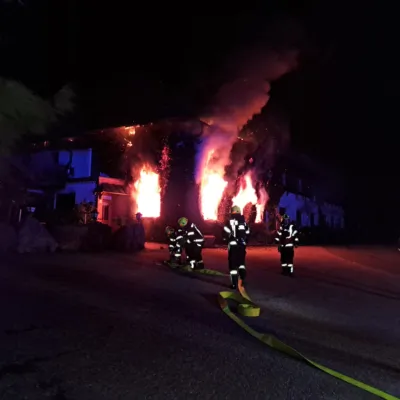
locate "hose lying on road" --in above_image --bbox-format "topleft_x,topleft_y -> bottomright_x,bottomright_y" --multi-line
163,261 -> 399,400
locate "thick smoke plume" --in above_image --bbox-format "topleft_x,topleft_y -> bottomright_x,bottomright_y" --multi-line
195,49 -> 298,187
244,104 -> 291,175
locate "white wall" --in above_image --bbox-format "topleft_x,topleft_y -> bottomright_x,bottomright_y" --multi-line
58,149 -> 92,178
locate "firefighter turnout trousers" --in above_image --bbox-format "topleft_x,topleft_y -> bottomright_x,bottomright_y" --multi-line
170,245 -> 182,264
186,243 -> 204,269
280,247 -> 294,275
228,244 -> 246,287
170,232 -> 184,264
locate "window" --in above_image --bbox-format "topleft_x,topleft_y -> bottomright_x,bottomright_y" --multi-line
102,205 -> 109,221
310,213 -> 315,226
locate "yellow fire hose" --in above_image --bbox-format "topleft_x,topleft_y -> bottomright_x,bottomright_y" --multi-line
165,261 -> 399,400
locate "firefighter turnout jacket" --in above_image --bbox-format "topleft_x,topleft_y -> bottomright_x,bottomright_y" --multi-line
223,214 -> 250,246
275,223 -> 299,248
184,223 -> 205,247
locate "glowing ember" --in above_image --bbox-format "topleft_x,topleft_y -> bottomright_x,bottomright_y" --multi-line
159,145 -> 171,197
124,125 -> 140,136
132,166 -> 161,218
124,126 -> 138,135
199,150 -> 228,220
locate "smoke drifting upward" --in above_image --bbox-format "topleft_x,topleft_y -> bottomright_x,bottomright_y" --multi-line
123,125 -> 163,175
250,106 -> 291,174
195,49 -> 299,190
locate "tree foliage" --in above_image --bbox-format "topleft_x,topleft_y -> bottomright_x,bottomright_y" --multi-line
1,0 -> 75,153
0,78 -> 74,154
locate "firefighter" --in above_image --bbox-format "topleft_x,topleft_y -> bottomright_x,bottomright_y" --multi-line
177,217 -> 205,269
275,214 -> 299,276
165,226 -> 182,265
223,205 -> 250,289
134,212 -> 145,250
165,226 -> 176,263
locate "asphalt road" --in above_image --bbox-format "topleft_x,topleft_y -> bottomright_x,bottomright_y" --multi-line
0,245 -> 399,400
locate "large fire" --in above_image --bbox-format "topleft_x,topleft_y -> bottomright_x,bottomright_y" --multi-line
232,173 -> 257,216
199,149 -> 228,220
198,153 -> 268,222
132,166 -> 161,218
231,172 -> 266,222
255,186 -> 268,223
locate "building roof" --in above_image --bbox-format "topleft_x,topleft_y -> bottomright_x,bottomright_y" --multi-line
97,183 -> 128,195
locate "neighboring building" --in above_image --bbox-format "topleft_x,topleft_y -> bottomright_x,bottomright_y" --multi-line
265,151 -> 345,232
53,148 -> 97,208
25,147 -> 133,231
6,130 -> 132,230
277,192 -> 344,229
21,147 -> 98,211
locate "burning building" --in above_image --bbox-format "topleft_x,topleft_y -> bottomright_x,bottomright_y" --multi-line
121,119 -> 271,237
12,114 -> 343,247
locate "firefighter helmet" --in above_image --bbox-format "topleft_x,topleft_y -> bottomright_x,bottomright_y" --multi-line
165,226 -> 174,236
178,217 -> 188,227
231,205 -> 241,214
281,213 -> 290,228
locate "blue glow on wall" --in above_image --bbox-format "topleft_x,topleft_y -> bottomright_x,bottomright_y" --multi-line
276,192 -> 344,228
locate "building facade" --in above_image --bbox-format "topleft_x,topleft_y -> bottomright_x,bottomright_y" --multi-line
277,190 -> 344,229
264,151 -> 345,239
21,148 -> 98,210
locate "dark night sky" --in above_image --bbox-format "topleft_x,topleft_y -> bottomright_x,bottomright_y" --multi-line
1,1 -> 399,236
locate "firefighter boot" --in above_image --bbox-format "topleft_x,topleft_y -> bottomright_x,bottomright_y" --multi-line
169,254 -> 181,267
230,271 -> 239,289
238,266 -> 246,283
194,260 -> 204,270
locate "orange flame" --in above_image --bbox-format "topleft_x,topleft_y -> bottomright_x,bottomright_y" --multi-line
232,173 -> 257,215
255,186 -> 268,223
132,166 -> 161,218
232,172 -> 268,222
199,149 -> 228,220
